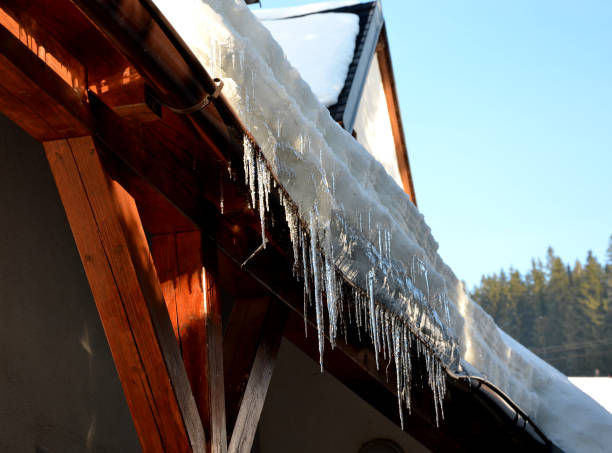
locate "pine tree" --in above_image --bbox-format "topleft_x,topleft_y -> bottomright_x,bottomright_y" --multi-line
540,248 -> 571,371
527,259 -> 547,349
471,240 -> 612,376
602,236 -> 612,375
496,270 -> 518,336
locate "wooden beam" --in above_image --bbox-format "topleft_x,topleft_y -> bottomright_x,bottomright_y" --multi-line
376,27 -> 417,206
44,136 -> 205,452
202,239 -> 229,453
227,301 -> 287,453
0,9 -> 90,140
223,296 -> 271,434
151,232 -> 228,453
0,4 -> 86,94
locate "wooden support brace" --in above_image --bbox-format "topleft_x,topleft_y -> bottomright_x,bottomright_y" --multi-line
227,301 -> 287,453
44,136 -> 205,453
151,232 -> 228,453
223,296 -> 271,434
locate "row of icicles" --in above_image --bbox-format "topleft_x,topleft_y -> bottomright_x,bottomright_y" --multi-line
241,136 -> 447,428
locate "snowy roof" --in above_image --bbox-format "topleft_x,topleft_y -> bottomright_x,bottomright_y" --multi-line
153,0 -> 612,451
254,1 -> 382,130
252,0 -> 368,20
255,13 -> 358,107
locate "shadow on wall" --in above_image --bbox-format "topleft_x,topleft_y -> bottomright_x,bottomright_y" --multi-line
0,114 -> 141,453
256,339 -> 430,453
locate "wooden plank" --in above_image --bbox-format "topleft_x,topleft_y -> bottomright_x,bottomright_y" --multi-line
151,234 -> 181,339
223,297 -> 271,434
152,232 -> 227,453
376,28 -> 417,205
0,4 -> 86,93
44,136 -> 205,452
91,71 -> 160,122
0,23 -> 90,139
0,3 -> 92,140
227,301 -> 287,453
201,237 -> 228,453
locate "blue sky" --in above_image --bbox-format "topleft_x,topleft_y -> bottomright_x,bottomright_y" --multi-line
254,0 -> 612,289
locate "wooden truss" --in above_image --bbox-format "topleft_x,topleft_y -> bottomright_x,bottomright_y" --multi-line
0,1 -> 553,452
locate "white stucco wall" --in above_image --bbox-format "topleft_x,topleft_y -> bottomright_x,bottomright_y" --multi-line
352,56 -> 403,188
256,339 -> 429,453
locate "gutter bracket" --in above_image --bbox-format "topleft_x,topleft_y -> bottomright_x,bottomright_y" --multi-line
155,78 -> 224,115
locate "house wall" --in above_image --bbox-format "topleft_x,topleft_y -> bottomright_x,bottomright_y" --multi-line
0,114 -> 142,452
352,56 -> 403,189
256,339 -> 430,453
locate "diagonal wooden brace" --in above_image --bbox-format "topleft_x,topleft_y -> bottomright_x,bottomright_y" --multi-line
44,136 -> 206,453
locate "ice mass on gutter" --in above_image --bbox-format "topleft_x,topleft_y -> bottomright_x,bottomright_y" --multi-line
152,0 -> 612,451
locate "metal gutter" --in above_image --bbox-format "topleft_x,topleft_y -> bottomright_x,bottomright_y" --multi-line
70,0 -> 251,165
447,366 -> 564,452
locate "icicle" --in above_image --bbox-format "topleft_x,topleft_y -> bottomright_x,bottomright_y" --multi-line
402,324 -> 412,414
301,226 -> 310,337
256,154 -> 267,247
380,308 -> 387,361
367,270 -> 379,369
309,210 -> 325,371
392,317 -> 404,429
283,197 -> 300,277
385,312 -> 393,362
243,136 -> 256,210
324,239 -> 338,348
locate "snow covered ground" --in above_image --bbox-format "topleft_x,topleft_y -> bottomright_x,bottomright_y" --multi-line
152,0 -> 612,451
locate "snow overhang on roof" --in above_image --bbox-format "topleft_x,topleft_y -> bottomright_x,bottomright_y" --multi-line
54,0 -> 606,450
254,1 -> 383,132
148,0 -> 612,451
2,0 -> 609,449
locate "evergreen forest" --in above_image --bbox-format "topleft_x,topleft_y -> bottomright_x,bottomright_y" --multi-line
471,236 -> 612,376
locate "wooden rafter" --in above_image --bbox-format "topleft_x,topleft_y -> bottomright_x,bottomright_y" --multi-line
44,136 -> 205,452
376,26 -> 417,206
151,232 -> 228,453
223,296 -> 271,434
227,301 -> 287,453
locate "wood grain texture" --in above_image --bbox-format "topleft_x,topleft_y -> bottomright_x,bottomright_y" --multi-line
152,231 -> 227,453
223,297 -> 271,435
44,136 -> 205,453
227,301 -> 287,453
0,22 -> 89,140
202,239 -> 228,453
376,27 -> 417,205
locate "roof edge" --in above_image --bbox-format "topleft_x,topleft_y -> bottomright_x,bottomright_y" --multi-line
340,1 -> 382,131
376,25 -> 417,205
